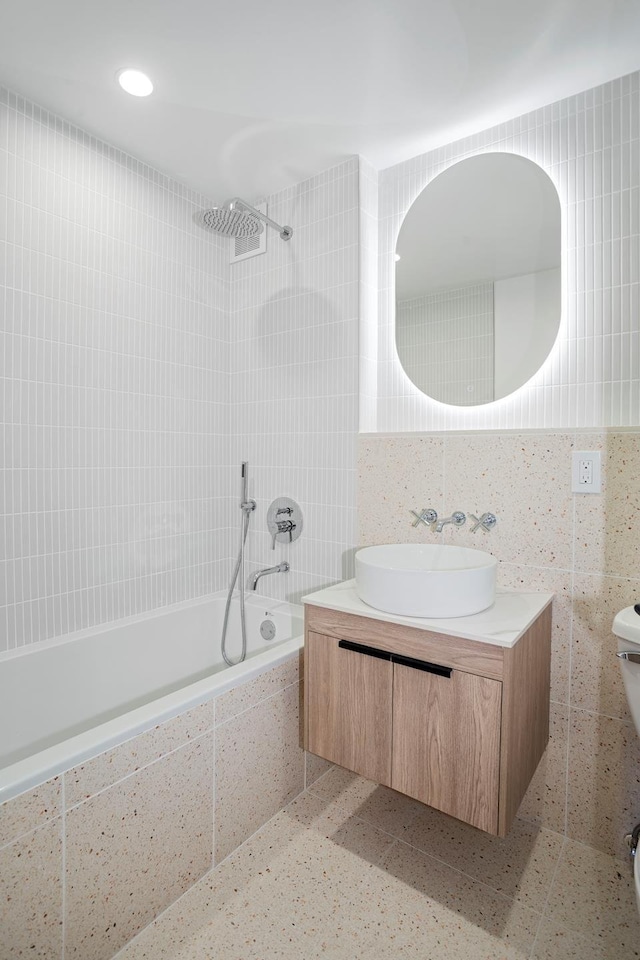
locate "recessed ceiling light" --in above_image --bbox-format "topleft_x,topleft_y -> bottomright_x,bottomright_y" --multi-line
117,69 -> 153,97
394,253 -> 401,262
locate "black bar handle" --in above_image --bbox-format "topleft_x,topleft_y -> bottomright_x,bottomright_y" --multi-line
337,640 -> 451,677
338,640 -> 392,662
391,653 -> 452,678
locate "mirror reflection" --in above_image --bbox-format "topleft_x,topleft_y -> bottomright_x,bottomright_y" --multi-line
395,153 -> 561,406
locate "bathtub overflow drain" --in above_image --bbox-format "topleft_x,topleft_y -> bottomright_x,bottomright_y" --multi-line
260,619 -> 276,641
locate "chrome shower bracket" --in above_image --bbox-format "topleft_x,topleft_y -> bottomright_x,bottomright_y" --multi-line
229,198 -> 293,241
267,498 -> 303,550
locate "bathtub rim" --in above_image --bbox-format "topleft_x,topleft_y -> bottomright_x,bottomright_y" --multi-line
0,625 -> 303,806
0,589 -> 297,664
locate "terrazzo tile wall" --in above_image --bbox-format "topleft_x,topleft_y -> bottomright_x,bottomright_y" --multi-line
358,429 -> 640,859
0,652 -> 307,959
227,158 -> 360,603
0,87 -> 230,653
357,69 -> 640,860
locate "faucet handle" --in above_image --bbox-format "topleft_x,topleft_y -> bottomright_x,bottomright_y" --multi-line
272,518 -> 295,549
410,508 -> 438,528
469,512 -> 497,533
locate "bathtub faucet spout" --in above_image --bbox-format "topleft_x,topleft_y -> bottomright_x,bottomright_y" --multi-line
250,562 -> 289,591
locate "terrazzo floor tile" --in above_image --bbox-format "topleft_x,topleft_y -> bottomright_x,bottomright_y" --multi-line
305,750 -> 333,787
116,789 -> 557,960
116,790 -> 638,960
307,763 -> 425,837
532,919 -> 616,960
399,802 -> 564,911
544,838 -> 640,959
377,839 -> 541,958
566,709 -> 640,858
517,702 -> 569,835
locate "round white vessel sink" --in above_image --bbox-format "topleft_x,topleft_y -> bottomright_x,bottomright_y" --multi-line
355,544 -> 497,619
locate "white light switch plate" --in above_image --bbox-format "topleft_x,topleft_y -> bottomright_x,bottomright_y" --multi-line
572,451 -> 602,494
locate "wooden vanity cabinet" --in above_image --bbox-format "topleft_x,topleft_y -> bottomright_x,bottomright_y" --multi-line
304,603 -> 551,837
306,631 -> 393,786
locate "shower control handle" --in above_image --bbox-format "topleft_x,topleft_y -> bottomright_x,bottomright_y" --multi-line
271,519 -> 295,550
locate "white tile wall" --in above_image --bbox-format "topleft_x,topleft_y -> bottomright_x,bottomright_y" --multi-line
0,87 -> 230,652
396,282 -> 494,405
370,70 -> 640,431
227,159 -> 360,603
358,158 -> 379,434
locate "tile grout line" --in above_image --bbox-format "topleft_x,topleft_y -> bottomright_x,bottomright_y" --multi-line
564,431 -> 578,841
60,775 -> 66,960
111,769 -> 309,959
215,676 -> 300,727
0,809 -> 64,852
212,696 -> 216,873
64,726 -> 215,812
390,833 -> 546,912
303,783 -> 548,914
528,835 -> 568,959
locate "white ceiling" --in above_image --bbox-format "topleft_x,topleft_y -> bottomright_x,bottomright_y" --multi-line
1,0 -> 639,203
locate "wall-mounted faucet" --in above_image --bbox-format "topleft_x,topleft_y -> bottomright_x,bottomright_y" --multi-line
435,511 -> 466,533
410,508 -> 497,534
250,562 -> 289,591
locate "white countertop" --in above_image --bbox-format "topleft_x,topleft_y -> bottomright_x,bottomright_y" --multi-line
302,579 -> 553,648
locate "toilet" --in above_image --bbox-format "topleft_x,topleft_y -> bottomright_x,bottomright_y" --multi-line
613,606 -> 640,913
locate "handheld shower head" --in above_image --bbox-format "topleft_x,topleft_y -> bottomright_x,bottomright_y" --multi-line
195,197 -> 292,241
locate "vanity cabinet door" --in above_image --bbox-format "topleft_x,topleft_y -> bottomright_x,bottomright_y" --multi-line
306,632 -> 393,786
392,662 -> 502,833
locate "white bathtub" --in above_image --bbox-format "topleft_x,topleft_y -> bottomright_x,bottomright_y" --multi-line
0,592 -> 303,804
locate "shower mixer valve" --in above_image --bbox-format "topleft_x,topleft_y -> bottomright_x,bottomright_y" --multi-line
267,498 -> 303,550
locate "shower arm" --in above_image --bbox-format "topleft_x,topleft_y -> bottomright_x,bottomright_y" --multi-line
228,198 -> 293,241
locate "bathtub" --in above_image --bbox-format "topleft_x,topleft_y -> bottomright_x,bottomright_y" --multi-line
0,592 -> 303,803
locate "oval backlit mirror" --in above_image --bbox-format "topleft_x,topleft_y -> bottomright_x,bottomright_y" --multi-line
395,153 -> 561,406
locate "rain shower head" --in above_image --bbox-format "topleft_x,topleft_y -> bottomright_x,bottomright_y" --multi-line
195,197 -> 292,241
196,205 -> 264,239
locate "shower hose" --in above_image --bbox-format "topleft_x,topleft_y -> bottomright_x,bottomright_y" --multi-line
221,499 -> 254,666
